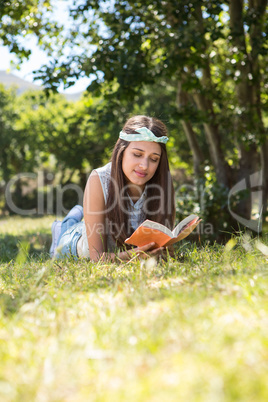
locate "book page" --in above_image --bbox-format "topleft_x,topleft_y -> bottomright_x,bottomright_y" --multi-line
141,220 -> 173,237
173,214 -> 199,237
165,219 -> 201,246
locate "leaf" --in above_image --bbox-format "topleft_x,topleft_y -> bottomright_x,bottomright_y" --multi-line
224,238 -> 237,252
255,240 -> 268,256
15,241 -> 30,265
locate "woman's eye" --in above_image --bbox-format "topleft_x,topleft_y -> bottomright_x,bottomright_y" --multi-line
151,158 -> 159,163
134,154 -> 141,157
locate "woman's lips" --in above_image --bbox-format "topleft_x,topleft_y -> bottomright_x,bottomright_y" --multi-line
135,170 -> 146,178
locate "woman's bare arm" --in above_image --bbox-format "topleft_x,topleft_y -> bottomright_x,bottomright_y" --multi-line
83,171 -> 164,263
83,171 -> 107,262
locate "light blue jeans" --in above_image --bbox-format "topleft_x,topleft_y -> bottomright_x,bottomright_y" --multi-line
55,205 -> 84,259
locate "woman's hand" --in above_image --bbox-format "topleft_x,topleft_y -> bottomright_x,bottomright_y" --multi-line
114,242 -> 164,262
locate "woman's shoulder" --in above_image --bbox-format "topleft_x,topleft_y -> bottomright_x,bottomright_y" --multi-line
94,161 -> 112,176
92,162 -> 112,204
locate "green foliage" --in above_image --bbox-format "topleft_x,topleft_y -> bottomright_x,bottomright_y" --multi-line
0,85 -> 116,213
0,216 -> 268,400
175,173 -> 232,241
14,90 -> 107,172
0,85 -> 18,183
0,0 -> 63,62
1,0 -> 268,231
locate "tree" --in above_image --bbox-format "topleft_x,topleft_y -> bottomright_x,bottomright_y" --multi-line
2,0 -> 267,232
0,85 -> 19,186
35,0 -> 268,229
0,85 -> 110,213
0,0 -> 62,61
0,84 -> 42,211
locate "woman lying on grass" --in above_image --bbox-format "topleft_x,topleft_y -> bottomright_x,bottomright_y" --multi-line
50,115 -> 175,262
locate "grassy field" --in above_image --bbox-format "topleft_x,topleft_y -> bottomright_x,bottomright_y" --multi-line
0,216 -> 268,402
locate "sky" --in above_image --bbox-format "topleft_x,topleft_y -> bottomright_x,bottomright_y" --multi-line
0,0 -> 92,94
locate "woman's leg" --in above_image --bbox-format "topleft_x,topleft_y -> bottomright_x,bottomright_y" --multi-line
49,220 -> 62,257
50,205 -> 83,258
58,205 -> 83,245
55,221 -> 84,259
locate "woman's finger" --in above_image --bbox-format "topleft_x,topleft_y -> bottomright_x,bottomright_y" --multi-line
149,247 -> 164,256
134,242 -> 156,252
135,246 -> 164,260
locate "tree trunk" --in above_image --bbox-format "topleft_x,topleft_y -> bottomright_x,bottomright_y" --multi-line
248,0 -> 268,223
2,150 -> 12,213
260,139 -> 268,221
176,81 -> 205,178
193,4 -> 230,187
192,92 -> 229,187
228,0 -> 264,220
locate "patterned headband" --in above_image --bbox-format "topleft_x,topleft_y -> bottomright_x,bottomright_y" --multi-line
119,126 -> 169,144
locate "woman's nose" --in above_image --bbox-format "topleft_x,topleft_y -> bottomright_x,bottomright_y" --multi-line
139,158 -> 149,170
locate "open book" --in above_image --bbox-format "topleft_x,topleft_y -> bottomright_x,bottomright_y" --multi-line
125,214 -> 201,248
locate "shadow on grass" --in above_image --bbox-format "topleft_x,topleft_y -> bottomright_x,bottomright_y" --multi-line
0,293 -> 22,315
0,232 -> 51,263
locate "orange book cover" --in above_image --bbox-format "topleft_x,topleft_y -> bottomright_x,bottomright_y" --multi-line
125,214 -> 201,248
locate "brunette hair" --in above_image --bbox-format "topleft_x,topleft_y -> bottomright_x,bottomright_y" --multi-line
106,115 -> 175,247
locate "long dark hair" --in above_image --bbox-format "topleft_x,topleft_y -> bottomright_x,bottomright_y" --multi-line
106,115 -> 175,247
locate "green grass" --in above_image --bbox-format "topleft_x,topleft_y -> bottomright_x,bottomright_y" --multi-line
0,216 -> 268,401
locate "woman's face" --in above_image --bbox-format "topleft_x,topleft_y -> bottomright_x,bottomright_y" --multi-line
122,141 -> 162,194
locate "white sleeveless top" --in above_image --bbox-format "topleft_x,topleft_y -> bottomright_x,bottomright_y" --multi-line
77,162 -> 146,258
